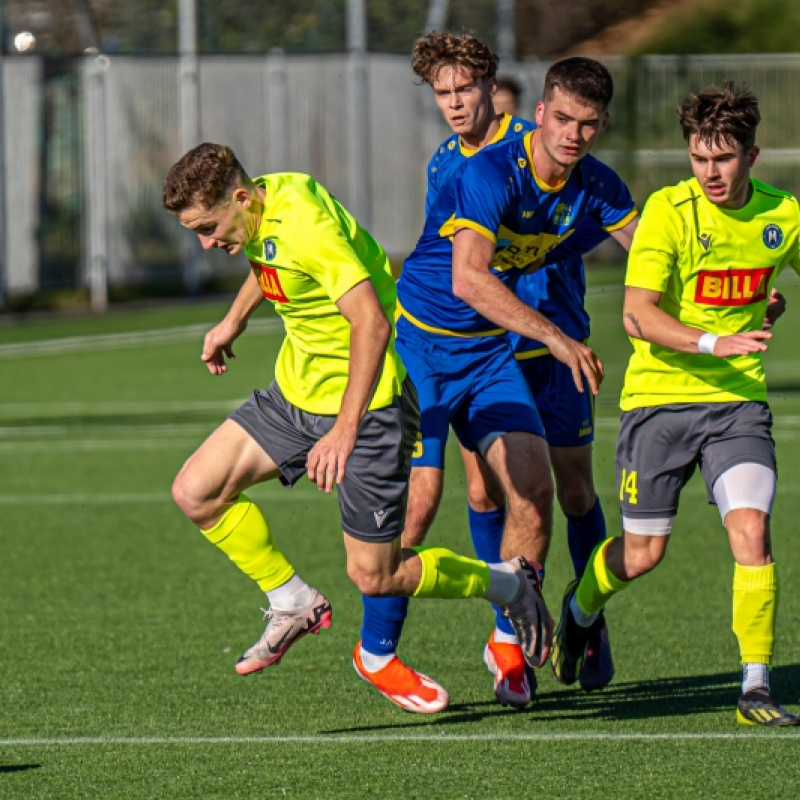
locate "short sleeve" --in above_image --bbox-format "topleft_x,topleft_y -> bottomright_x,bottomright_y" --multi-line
625,191 -> 683,293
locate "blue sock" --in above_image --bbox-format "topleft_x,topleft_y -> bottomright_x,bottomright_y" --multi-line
566,496 -> 607,579
468,506 -> 515,636
360,595 -> 409,656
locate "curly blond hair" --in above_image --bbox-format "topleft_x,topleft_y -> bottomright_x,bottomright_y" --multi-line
411,31 -> 499,86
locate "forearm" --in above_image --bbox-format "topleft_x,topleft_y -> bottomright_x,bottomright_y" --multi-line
224,271 -> 265,328
455,267 -> 564,345
338,312 -> 391,430
623,294 -> 705,354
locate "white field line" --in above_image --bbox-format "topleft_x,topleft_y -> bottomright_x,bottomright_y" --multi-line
0,732 -> 792,745
0,318 -> 284,360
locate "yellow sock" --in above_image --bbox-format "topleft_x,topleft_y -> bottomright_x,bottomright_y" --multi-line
732,562 -> 777,664
410,546 -> 490,599
201,495 -> 295,592
575,538 -> 630,616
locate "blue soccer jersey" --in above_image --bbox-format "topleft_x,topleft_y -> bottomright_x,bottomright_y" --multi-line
425,113 -> 534,215
510,218 -> 611,357
398,116 -> 535,337
399,130 -> 636,337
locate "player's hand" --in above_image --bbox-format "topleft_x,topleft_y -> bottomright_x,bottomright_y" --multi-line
306,423 -> 358,493
547,334 -> 605,395
763,288 -> 786,330
201,318 -> 246,375
710,330 -> 771,357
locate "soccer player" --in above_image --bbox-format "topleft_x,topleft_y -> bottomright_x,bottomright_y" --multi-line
355,44 -> 638,712
551,82 -> 800,726
355,32 -> 538,713
162,143 -> 551,681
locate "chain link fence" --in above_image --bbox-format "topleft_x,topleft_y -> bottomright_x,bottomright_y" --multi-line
4,52 -> 800,306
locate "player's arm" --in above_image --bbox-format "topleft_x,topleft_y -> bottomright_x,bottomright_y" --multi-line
306,279 -> 391,493
623,286 -> 771,356
452,228 -> 604,394
201,270 -> 265,375
608,215 -> 638,251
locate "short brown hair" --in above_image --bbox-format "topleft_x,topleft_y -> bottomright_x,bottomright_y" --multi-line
677,82 -> 760,151
411,31 -> 499,86
163,142 -> 245,213
543,57 -> 614,109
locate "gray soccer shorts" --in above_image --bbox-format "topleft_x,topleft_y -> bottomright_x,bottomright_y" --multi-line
229,378 -> 419,543
616,401 -> 776,522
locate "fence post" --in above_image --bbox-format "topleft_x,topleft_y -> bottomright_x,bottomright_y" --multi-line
84,54 -> 109,313
347,0 -> 371,228
265,49 -> 289,173
179,0 -> 203,294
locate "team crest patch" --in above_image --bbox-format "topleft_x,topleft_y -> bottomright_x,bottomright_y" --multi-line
514,122 -> 523,132
763,224 -> 783,249
517,157 -> 527,169
448,141 -> 456,150
263,239 -> 277,261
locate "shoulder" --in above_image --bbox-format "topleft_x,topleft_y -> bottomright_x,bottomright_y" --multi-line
642,180 -> 700,214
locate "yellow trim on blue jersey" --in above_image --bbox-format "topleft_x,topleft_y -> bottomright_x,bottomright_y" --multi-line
450,218 -> 497,243
459,113 -> 513,158
604,208 -> 638,232
514,338 -> 589,361
396,300 -> 506,338
515,346 -> 550,360
524,131 -> 567,193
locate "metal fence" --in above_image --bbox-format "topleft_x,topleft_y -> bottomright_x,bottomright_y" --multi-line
4,52 -> 800,306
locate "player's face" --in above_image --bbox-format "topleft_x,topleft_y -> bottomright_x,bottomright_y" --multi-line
177,189 -> 255,255
688,135 -> 759,210
431,65 -> 496,141
534,87 -> 608,169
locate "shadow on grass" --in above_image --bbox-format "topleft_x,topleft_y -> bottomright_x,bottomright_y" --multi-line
322,664 -> 800,733
0,765 -> 41,773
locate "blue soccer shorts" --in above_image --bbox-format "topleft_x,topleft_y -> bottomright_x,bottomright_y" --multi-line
517,352 -> 595,448
395,316 -> 545,469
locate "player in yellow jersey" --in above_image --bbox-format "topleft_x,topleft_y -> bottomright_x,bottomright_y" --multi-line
551,83 -> 800,726
162,143 -> 551,682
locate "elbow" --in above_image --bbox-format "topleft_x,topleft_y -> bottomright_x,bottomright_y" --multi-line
452,274 -> 477,305
374,309 -> 391,348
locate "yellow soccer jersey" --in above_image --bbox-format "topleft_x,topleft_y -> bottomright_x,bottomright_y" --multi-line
244,173 -> 405,415
621,177 -> 800,410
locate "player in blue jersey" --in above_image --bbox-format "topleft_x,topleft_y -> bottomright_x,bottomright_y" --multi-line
457,66 -> 618,705
353,38 -> 636,713
354,32 -> 540,713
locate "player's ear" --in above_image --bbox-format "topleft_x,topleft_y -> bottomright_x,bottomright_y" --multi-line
534,101 -> 544,126
232,187 -> 251,207
747,146 -> 760,168
600,110 -> 610,134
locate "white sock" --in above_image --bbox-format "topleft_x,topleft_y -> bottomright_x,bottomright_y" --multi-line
359,645 -> 395,673
569,594 -> 598,628
484,562 -> 521,605
266,574 -> 314,612
493,628 -> 519,645
742,663 -> 769,694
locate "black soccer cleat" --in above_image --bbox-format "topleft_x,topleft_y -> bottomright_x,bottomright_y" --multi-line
736,687 -> 800,727
551,579 -> 593,686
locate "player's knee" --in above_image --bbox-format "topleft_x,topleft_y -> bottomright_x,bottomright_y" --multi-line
557,481 -> 595,517
626,543 -> 665,578
516,472 -> 554,512
171,468 -> 214,525
347,562 -> 389,597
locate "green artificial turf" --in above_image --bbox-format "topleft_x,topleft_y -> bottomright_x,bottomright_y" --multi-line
1,268 -> 799,798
